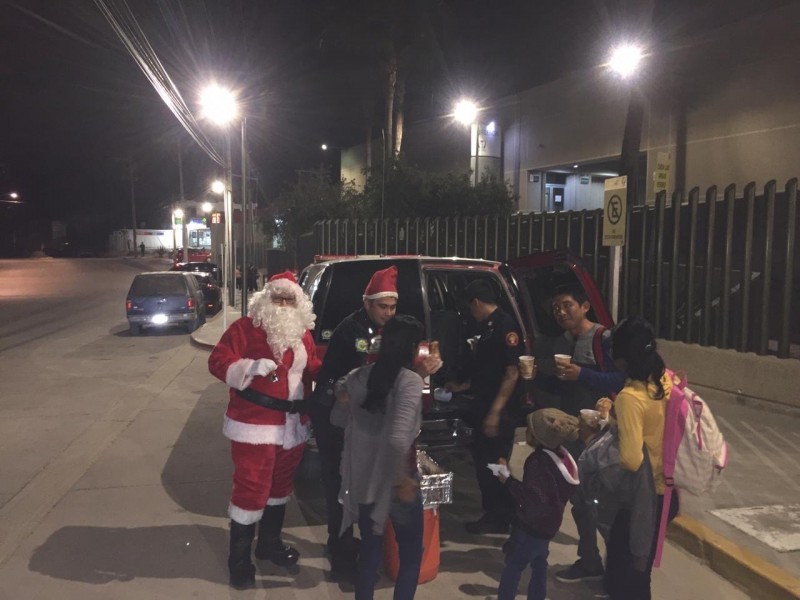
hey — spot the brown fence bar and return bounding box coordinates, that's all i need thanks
[669,191,683,340]
[759,180,776,354]
[654,191,666,336]
[780,178,797,358]
[740,183,755,352]
[702,186,717,346]
[720,184,736,348]
[686,188,699,342]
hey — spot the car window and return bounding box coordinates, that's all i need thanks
[313,260,425,341]
[129,275,188,296]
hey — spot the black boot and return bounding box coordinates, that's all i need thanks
[228,521,256,590]
[254,504,300,566]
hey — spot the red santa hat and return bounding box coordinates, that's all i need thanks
[363,266,398,300]
[266,270,302,299]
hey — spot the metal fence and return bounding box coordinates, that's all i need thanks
[313,178,798,359]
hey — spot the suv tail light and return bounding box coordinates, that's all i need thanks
[187,298,194,309]
[126,299,132,310]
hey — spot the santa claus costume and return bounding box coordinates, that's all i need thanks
[208,271,321,589]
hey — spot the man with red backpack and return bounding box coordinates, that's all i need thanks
[529,285,626,583]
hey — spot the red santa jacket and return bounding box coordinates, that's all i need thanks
[208,317,321,434]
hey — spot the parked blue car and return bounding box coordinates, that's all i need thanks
[125,272,206,336]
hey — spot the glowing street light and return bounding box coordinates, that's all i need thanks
[9,192,19,199]
[608,44,644,79]
[321,143,329,151]
[200,83,238,125]
[173,208,184,219]
[201,201,213,213]
[211,179,225,194]
[453,99,479,125]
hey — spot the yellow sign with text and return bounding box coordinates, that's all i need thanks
[603,176,627,246]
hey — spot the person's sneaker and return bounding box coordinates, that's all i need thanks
[464,513,510,535]
[555,559,605,582]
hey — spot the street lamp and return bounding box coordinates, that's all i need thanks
[453,99,479,126]
[200,83,238,315]
[211,179,225,195]
[608,44,644,79]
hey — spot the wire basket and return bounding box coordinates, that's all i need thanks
[417,450,453,508]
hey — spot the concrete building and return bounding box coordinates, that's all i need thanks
[341,3,800,211]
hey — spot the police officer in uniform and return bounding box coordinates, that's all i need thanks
[446,278,523,534]
[308,266,400,577]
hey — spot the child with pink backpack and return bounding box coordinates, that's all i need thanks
[604,317,679,599]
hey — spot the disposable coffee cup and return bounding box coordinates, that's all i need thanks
[554,354,572,367]
[519,355,535,379]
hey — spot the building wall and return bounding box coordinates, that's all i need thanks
[340,3,800,210]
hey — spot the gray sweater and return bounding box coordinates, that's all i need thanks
[331,365,424,535]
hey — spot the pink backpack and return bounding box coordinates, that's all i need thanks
[653,369,729,567]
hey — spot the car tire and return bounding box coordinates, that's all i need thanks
[130,324,142,336]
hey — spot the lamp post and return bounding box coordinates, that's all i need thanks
[605,42,645,323]
[453,99,481,185]
[200,83,238,313]
[608,43,645,204]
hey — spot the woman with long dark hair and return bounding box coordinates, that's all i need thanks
[331,315,426,600]
[605,316,679,599]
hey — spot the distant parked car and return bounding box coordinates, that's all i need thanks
[125,272,206,336]
[171,261,222,283]
[174,247,211,263]
[190,272,223,315]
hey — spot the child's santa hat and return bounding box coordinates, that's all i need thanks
[363,266,398,301]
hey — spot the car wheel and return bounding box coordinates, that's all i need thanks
[130,323,142,336]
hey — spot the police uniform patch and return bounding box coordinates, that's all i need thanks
[355,338,369,352]
[505,332,519,347]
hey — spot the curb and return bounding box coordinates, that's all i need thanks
[668,515,800,600]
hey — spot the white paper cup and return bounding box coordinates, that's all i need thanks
[554,354,572,367]
[519,355,535,379]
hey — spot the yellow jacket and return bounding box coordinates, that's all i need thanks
[615,373,672,494]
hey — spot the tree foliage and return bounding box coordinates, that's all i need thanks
[263,160,517,251]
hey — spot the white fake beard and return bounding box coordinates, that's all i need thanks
[258,304,308,359]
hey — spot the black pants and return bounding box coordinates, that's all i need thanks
[470,412,515,523]
[307,400,348,545]
[605,493,680,600]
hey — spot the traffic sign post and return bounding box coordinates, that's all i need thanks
[603,176,628,323]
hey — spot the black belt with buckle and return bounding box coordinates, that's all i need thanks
[237,388,307,414]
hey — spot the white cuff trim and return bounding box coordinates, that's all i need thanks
[267,496,290,506]
[229,503,263,525]
[226,359,255,391]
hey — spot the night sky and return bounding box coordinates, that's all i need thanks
[0,0,792,251]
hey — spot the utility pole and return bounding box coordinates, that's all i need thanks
[129,157,137,256]
[178,138,188,260]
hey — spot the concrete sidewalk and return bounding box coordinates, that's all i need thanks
[193,307,800,599]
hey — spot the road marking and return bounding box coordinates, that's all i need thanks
[0,348,196,566]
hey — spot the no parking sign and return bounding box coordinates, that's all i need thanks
[603,175,627,246]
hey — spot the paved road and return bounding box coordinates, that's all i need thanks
[0,258,752,599]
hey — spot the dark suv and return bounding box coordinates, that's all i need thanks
[299,252,611,449]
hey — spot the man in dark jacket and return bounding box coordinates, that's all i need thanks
[445,278,523,534]
[308,266,400,577]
